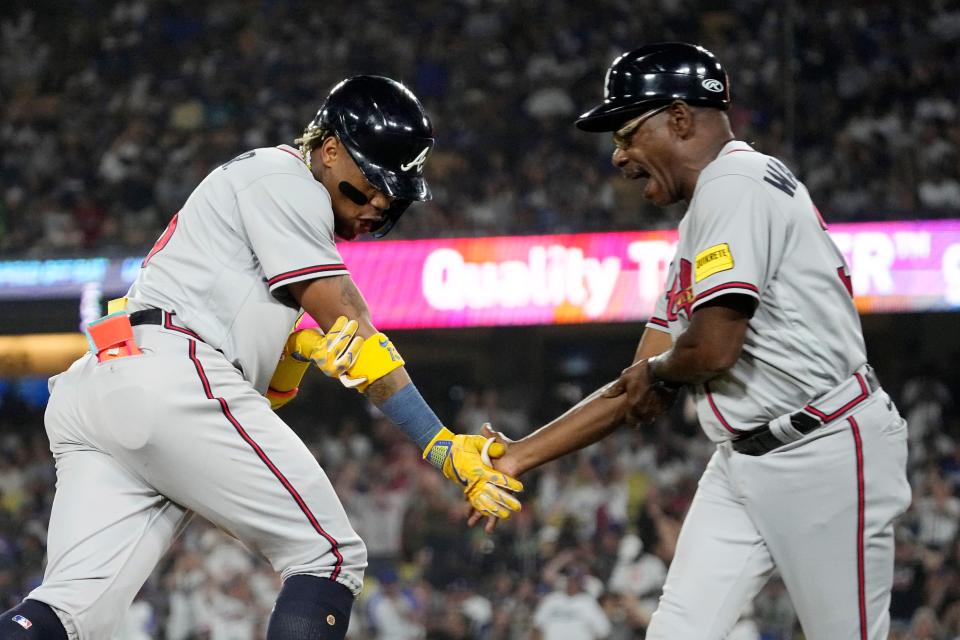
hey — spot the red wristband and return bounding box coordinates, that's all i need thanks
[267,386,299,399]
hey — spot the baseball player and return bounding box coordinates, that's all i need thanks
[0,75,521,640]
[479,43,911,639]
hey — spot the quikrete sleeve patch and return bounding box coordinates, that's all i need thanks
[695,243,735,282]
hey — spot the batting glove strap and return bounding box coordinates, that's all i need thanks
[338,332,405,392]
[423,427,524,520]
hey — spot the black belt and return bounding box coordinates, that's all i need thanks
[129,308,205,344]
[128,307,237,368]
[129,308,164,327]
[732,368,881,456]
[731,413,821,456]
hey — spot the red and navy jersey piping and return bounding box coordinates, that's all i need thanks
[186,340,344,580]
[267,264,348,288]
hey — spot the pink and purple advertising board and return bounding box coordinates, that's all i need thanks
[0,219,956,329]
[338,219,960,328]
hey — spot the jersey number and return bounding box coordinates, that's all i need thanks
[812,204,853,298]
[837,266,853,298]
[142,213,179,268]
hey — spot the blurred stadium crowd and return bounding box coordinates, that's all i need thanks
[1,1,959,256]
[0,366,958,639]
[2,0,960,639]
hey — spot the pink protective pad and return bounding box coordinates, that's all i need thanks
[294,313,320,332]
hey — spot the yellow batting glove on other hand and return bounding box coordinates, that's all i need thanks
[423,427,523,520]
[266,316,364,409]
[290,316,365,378]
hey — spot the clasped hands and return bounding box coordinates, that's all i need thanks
[466,358,681,531]
[601,357,681,426]
[285,316,525,530]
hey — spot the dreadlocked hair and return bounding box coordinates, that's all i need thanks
[294,124,330,171]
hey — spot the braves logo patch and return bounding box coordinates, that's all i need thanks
[666,259,694,321]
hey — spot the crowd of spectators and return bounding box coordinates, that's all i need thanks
[1,358,958,639]
[3,1,960,638]
[1,1,959,258]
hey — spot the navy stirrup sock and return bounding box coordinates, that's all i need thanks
[266,574,354,640]
[0,600,67,640]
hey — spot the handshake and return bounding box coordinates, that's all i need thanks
[268,315,523,531]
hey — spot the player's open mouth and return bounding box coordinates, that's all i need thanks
[358,218,380,233]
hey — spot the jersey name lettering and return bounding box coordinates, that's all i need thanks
[142,213,179,268]
[221,150,257,170]
[763,158,797,197]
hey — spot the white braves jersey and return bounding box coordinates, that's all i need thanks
[647,141,866,441]
[126,144,348,393]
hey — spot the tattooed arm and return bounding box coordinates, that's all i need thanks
[286,276,412,401]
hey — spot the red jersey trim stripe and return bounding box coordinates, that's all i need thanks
[648,317,669,328]
[186,340,344,580]
[704,381,742,435]
[268,264,348,287]
[694,281,760,303]
[162,311,202,341]
[848,416,867,640]
[276,146,305,163]
[804,373,869,422]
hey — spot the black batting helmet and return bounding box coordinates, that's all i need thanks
[309,75,434,237]
[575,42,730,132]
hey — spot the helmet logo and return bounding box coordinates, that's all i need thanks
[702,79,724,93]
[400,147,430,172]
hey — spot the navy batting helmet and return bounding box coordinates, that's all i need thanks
[575,42,730,132]
[309,75,434,237]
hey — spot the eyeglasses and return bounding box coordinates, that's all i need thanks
[612,103,673,150]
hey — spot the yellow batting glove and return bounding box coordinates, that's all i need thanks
[423,427,523,520]
[290,316,365,378]
[266,332,314,410]
[266,316,364,410]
